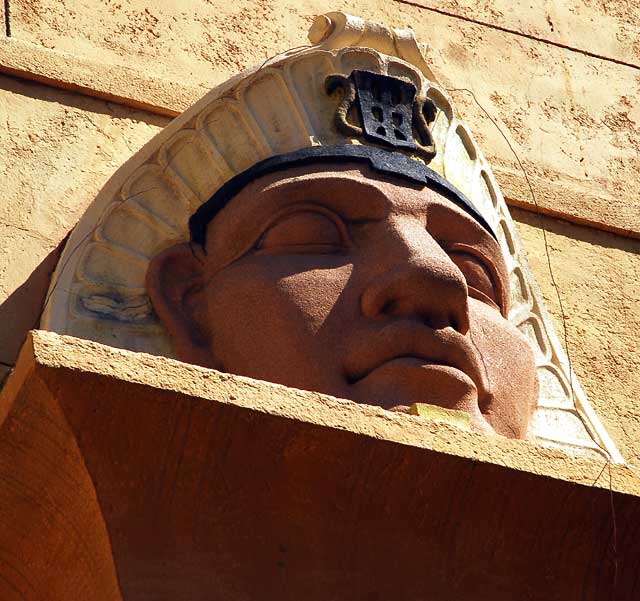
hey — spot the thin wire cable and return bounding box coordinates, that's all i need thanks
[447,87,574,390]
[445,87,611,450]
[447,86,619,598]
[254,45,312,74]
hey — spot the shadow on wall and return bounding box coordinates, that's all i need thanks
[0,238,66,370]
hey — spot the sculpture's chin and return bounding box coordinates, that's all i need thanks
[350,360,475,409]
[350,360,495,433]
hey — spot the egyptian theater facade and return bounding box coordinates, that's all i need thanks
[0,3,639,600]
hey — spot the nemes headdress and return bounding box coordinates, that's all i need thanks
[42,12,621,461]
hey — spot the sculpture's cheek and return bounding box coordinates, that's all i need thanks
[203,257,355,395]
[468,300,538,438]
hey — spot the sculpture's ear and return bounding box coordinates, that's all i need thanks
[146,243,215,367]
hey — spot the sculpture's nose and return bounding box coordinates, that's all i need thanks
[360,218,470,334]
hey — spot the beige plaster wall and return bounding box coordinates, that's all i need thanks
[0,1,638,467]
[0,76,169,367]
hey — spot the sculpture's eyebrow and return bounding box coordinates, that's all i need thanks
[254,172,393,219]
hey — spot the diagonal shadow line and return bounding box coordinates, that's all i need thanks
[393,0,640,71]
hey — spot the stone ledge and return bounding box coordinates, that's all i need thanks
[21,330,640,492]
[1,330,639,600]
[495,166,640,239]
[0,36,198,117]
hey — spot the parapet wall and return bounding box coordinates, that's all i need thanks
[0,330,638,600]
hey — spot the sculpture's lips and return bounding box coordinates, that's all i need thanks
[370,356,452,372]
[344,322,489,398]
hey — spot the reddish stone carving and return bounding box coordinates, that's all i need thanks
[147,164,538,438]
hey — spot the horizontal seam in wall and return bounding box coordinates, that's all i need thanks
[393,0,640,71]
[0,37,197,117]
[505,196,640,240]
[0,220,55,244]
[0,65,183,118]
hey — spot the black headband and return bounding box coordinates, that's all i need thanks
[189,144,496,247]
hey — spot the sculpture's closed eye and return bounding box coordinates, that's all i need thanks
[447,249,501,312]
[255,205,350,254]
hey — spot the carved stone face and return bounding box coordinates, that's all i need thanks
[147,163,538,438]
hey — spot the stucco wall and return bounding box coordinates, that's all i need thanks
[0,76,169,368]
[0,1,638,468]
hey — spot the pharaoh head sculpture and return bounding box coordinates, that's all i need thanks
[42,13,621,454]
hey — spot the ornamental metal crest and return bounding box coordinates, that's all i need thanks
[325,70,437,162]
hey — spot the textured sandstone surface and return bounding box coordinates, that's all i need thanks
[0,337,122,601]
[17,329,640,492]
[0,76,169,365]
[513,208,640,471]
[8,0,640,236]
